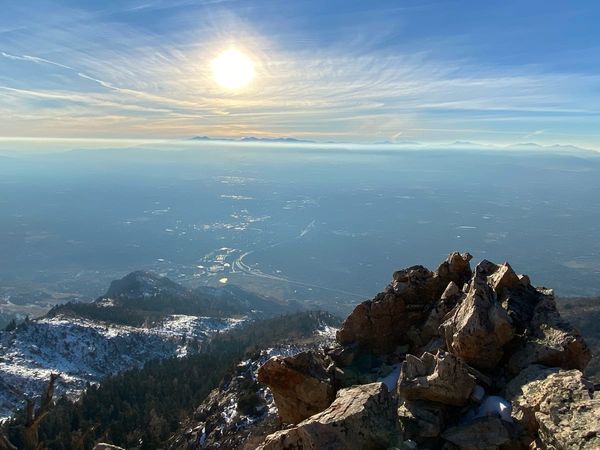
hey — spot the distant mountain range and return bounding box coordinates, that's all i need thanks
[188,135,597,154]
[191,136,314,144]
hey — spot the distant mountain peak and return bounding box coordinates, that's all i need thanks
[103,270,188,299]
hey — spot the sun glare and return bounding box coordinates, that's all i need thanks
[211,48,255,90]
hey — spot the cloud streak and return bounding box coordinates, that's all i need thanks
[0,1,599,148]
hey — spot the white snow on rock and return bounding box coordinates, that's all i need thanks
[379,363,401,391]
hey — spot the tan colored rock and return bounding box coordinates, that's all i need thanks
[508,326,591,375]
[257,382,396,450]
[441,416,513,450]
[337,252,472,354]
[398,350,476,406]
[537,396,600,450]
[336,293,409,354]
[441,261,515,370]
[257,351,334,424]
[488,262,521,292]
[505,367,599,449]
[504,364,561,434]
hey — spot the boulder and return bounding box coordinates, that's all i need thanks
[326,343,357,367]
[257,382,396,450]
[441,260,515,370]
[507,293,591,374]
[505,367,599,449]
[337,252,472,354]
[398,350,476,406]
[420,281,463,345]
[488,262,521,292]
[397,399,448,441]
[504,364,561,434]
[335,288,409,355]
[441,416,514,450]
[257,351,335,424]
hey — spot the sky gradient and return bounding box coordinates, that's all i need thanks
[1,0,599,148]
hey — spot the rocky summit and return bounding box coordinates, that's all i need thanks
[256,252,597,449]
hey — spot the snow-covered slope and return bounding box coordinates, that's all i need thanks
[0,270,298,420]
[0,314,244,419]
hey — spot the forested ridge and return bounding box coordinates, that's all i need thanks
[2,311,338,450]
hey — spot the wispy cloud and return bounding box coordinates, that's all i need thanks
[523,129,546,139]
[0,1,599,148]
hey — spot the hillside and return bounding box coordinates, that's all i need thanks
[49,271,296,327]
[1,311,339,450]
[0,271,299,420]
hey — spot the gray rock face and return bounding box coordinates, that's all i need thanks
[398,350,476,406]
[337,252,472,354]
[257,382,396,450]
[257,351,334,424]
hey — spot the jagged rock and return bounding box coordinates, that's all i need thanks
[441,416,514,450]
[398,350,476,406]
[335,291,408,355]
[441,260,515,370]
[505,366,599,449]
[488,262,521,292]
[257,351,334,424]
[257,382,396,450]
[504,365,562,434]
[248,254,594,450]
[420,281,463,345]
[507,293,591,374]
[326,343,357,367]
[337,252,472,354]
[93,444,125,450]
[398,399,448,441]
[333,365,378,388]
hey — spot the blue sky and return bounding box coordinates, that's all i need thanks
[1,0,599,148]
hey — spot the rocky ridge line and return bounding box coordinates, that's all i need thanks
[256,252,596,449]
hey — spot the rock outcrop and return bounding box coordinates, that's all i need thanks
[441,261,515,370]
[257,351,334,424]
[257,382,396,450]
[398,350,476,406]
[505,366,600,449]
[256,252,595,450]
[507,293,591,374]
[336,252,472,354]
[441,416,514,450]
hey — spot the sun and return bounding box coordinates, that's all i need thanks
[211,48,255,90]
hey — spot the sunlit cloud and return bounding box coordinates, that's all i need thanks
[0,1,599,148]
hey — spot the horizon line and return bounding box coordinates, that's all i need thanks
[0,136,598,153]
